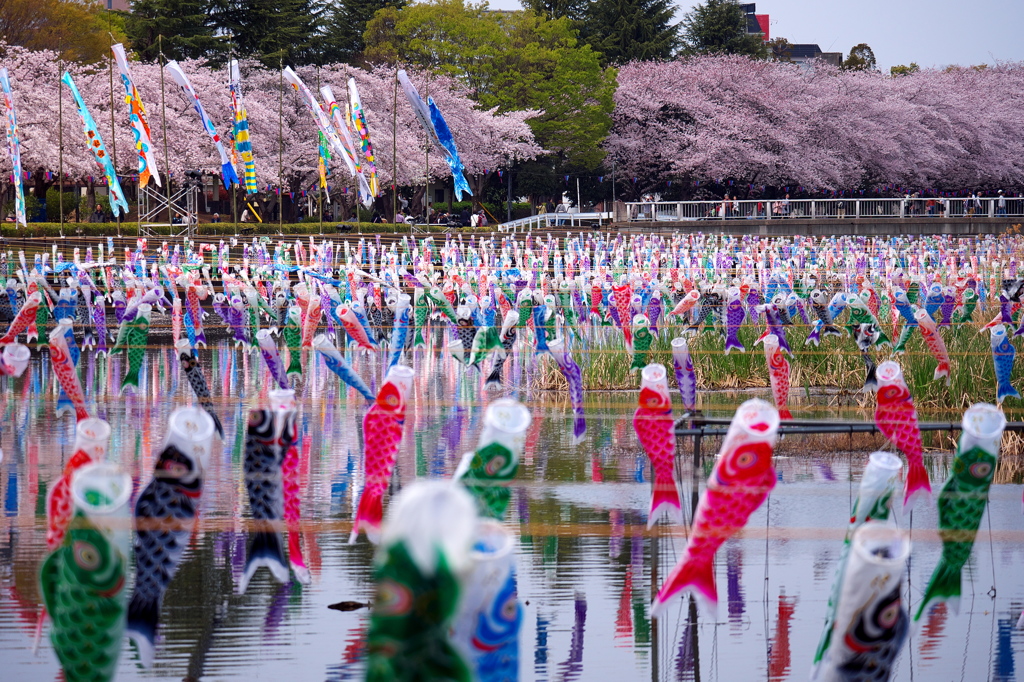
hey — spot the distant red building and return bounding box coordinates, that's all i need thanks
[739,3,770,42]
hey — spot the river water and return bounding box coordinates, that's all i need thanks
[1,343,1022,681]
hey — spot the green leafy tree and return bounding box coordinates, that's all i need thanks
[519,0,589,22]
[364,0,615,170]
[580,0,679,65]
[841,43,876,71]
[767,37,793,63]
[678,0,767,59]
[890,62,920,77]
[125,0,220,62]
[320,0,406,64]
[0,0,126,63]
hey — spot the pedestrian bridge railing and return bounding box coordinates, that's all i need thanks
[497,211,611,234]
[627,197,1024,222]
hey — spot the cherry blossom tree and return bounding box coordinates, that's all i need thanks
[0,46,542,219]
[607,55,1024,199]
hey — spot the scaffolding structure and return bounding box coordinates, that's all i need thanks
[138,184,200,238]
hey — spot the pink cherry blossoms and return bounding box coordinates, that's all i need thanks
[0,47,542,196]
[608,55,1024,197]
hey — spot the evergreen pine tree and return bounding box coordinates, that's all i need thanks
[217,0,325,67]
[678,0,767,59]
[581,0,679,65]
[125,0,221,62]
[320,0,407,65]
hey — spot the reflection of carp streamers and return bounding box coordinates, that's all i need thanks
[916,403,1004,619]
[313,333,375,400]
[549,338,586,443]
[0,68,27,226]
[62,72,130,216]
[40,463,132,682]
[633,364,681,527]
[816,523,910,682]
[48,319,89,421]
[164,61,240,189]
[812,451,902,672]
[175,339,223,438]
[228,59,257,194]
[351,365,414,544]
[652,399,779,615]
[427,96,472,201]
[240,408,290,593]
[112,44,160,188]
[127,409,214,666]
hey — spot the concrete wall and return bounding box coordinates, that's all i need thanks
[615,216,1021,237]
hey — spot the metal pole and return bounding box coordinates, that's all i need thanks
[316,65,323,236]
[58,45,64,236]
[392,68,398,225]
[108,24,119,231]
[159,36,172,227]
[278,56,283,233]
[506,161,511,223]
[424,77,430,226]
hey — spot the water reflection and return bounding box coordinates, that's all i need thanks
[0,345,1021,680]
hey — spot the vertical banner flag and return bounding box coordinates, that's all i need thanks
[320,84,372,202]
[164,60,240,189]
[111,44,161,188]
[0,68,26,226]
[282,67,372,208]
[62,71,130,217]
[428,97,471,201]
[347,78,379,198]
[229,60,258,195]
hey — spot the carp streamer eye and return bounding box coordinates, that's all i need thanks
[736,451,757,468]
[969,461,992,479]
[73,541,101,571]
[375,580,413,616]
[485,455,506,476]
[876,601,901,630]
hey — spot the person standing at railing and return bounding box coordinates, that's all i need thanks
[781,194,790,218]
[997,190,1007,216]
[721,194,730,219]
[732,195,739,218]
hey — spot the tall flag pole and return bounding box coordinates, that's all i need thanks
[111,44,161,188]
[62,71,130,217]
[0,68,27,227]
[164,60,240,189]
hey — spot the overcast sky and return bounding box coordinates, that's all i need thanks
[486,0,1024,70]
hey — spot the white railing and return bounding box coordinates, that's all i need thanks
[625,197,1024,222]
[498,211,610,234]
